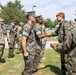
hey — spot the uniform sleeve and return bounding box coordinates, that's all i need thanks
[54,32,72,52]
[51,29,58,36]
[64,22,70,36]
[35,25,42,35]
[22,24,31,37]
[7,26,17,33]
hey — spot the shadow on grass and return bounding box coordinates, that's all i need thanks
[0,58,6,63]
[38,65,62,75]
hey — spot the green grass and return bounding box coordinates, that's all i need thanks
[0,49,61,75]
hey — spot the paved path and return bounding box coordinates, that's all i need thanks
[4,38,58,49]
[45,41,58,49]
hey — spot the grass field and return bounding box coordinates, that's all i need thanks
[0,49,61,75]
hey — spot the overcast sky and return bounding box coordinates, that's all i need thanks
[0,0,76,21]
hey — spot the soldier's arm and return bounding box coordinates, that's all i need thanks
[54,34,72,53]
[35,25,51,39]
[51,27,59,37]
[22,25,31,57]
[22,35,28,57]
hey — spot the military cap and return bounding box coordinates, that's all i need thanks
[10,20,15,24]
[26,11,36,17]
[69,20,74,24]
[56,12,65,19]
[56,12,65,17]
[36,15,43,20]
[0,18,4,22]
[43,19,47,23]
[19,22,24,25]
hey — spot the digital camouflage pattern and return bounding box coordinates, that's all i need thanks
[16,25,23,54]
[22,23,37,75]
[7,25,16,58]
[0,25,5,59]
[51,20,70,75]
[53,26,76,75]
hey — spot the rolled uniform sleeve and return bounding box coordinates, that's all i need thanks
[22,24,31,37]
[35,24,42,35]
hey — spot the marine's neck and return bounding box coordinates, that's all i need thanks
[28,20,32,26]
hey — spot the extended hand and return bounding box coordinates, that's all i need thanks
[46,34,51,37]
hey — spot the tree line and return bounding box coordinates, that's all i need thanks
[0,0,58,28]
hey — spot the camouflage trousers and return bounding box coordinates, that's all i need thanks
[34,49,41,71]
[61,54,67,75]
[0,44,5,59]
[8,38,15,58]
[40,45,46,58]
[65,57,76,75]
[17,38,22,54]
[23,49,37,75]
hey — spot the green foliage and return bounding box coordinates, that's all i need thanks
[46,18,59,28]
[46,18,53,28]
[0,0,27,24]
[52,20,59,27]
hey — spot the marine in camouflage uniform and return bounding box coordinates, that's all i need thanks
[34,16,51,71]
[7,21,16,58]
[22,11,37,75]
[0,18,5,61]
[51,12,70,75]
[14,25,19,49]
[53,25,76,75]
[41,19,47,57]
[16,22,24,54]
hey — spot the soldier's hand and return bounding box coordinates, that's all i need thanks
[24,52,29,57]
[46,34,51,37]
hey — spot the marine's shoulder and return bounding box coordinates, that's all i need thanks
[23,23,31,29]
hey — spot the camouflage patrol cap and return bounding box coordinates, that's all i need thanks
[43,19,47,23]
[36,15,43,20]
[26,11,36,18]
[0,18,4,22]
[19,22,24,25]
[10,20,15,24]
[69,20,74,23]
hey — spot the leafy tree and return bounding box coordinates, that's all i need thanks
[46,18,53,28]
[52,20,59,27]
[0,0,27,24]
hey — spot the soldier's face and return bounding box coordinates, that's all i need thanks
[57,16,62,22]
[29,16,35,23]
[0,21,4,25]
[11,23,15,26]
[38,19,43,25]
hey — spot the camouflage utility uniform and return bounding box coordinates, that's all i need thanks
[22,23,37,75]
[17,25,23,54]
[54,26,76,75]
[7,25,16,58]
[51,20,70,75]
[34,23,43,69]
[0,25,5,60]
